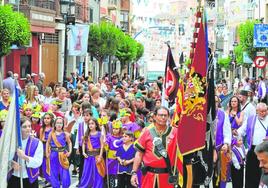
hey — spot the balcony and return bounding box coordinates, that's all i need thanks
[28,0,56,11]
[108,0,117,11]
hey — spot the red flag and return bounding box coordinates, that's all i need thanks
[177,15,207,155]
[164,46,180,101]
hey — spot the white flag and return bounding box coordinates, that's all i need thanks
[0,90,18,187]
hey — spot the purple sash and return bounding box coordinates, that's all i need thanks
[258,82,263,99]
[232,146,246,164]
[246,115,257,150]
[215,109,225,151]
[25,137,40,183]
[78,122,84,147]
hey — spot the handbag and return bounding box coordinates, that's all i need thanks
[192,155,207,185]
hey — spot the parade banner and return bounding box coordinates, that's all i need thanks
[0,86,21,187]
[164,46,179,101]
[69,24,89,56]
[177,13,208,155]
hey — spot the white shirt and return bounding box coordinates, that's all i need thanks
[223,112,232,145]
[238,115,268,145]
[74,121,88,149]
[252,117,268,145]
[241,101,256,121]
[71,117,83,135]
[43,96,53,105]
[13,137,43,178]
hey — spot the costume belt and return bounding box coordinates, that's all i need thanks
[86,149,100,156]
[51,146,66,152]
[144,166,169,174]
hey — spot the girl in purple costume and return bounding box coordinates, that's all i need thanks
[228,96,245,188]
[80,118,104,188]
[116,131,136,188]
[46,117,72,188]
[106,120,123,187]
[39,112,54,184]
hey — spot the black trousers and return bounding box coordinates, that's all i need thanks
[78,146,84,182]
[231,164,244,188]
[245,146,261,188]
[8,175,38,188]
[118,174,135,188]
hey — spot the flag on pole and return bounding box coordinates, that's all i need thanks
[164,46,180,102]
[0,86,21,187]
[176,11,208,155]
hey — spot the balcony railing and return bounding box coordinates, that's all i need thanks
[108,0,117,10]
[28,0,56,11]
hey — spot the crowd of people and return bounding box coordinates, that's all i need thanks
[1,70,268,188]
[211,76,268,188]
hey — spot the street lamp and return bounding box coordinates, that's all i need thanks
[60,0,75,87]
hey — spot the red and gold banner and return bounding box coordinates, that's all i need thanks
[176,12,207,155]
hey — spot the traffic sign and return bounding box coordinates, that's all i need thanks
[254,56,267,69]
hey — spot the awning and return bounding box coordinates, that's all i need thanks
[31,25,55,34]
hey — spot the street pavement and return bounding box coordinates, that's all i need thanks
[39,166,234,188]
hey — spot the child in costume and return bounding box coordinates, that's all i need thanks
[50,99,64,118]
[105,120,123,187]
[0,109,8,137]
[39,112,54,186]
[23,104,34,119]
[7,117,43,188]
[80,118,105,188]
[120,108,142,139]
[74,108,92,185]
[31,112,41,138]
[116,131,136,188]
[46,117,72,188]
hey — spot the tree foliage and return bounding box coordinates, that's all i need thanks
[135,42,144,62]
[234,44,243,65]
[0,5,30,57]
[218,56,231,69]
[88,21,143,76]
[88,21,122,75]
[115,33,137,70]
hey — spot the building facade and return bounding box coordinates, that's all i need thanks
[3,0,99,87]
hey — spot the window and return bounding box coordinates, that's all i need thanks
[20,55,31,78]
[90,8,93,23]
[120,11,128,22]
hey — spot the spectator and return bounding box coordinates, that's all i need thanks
[36,73,45,95]
[3,71,15,95]
[25,74,34,85]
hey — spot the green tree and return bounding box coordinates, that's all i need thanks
[135,42,144,62]
[0,5,30,57]
[115,34,137,73]
[234,44,243,65]
[237,20,268,60]
[218,56,231,69]
[88,21,122,76]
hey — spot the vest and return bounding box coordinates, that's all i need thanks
[25,137,40,183]
[78,122,85,147]
[215,109,225,151]
[246,115,257,150]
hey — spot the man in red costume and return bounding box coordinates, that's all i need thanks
[131,106,180,188]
